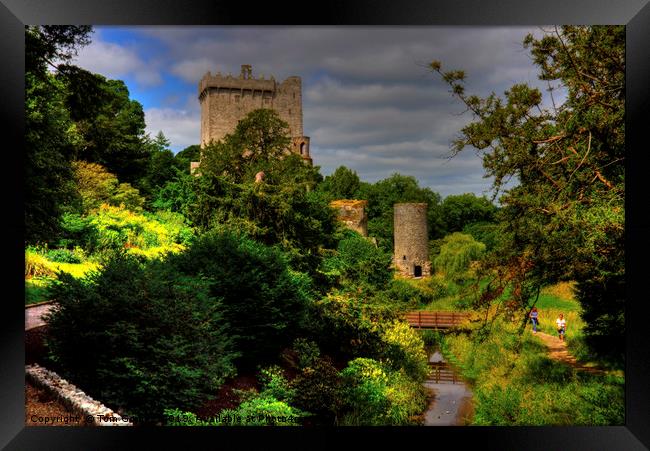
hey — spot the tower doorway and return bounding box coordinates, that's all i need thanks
[414,265,422,277]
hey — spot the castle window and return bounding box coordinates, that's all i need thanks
[300,142,305,155]
[289,109,292,115]
[414,265,422,277]
[403,255,406,260]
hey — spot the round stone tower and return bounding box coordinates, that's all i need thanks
[394,203,430,278]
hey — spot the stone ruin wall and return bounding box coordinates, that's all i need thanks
[330,200,368,237]
[393,203,431,277]
[198,65,311,163]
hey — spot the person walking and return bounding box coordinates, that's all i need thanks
[556,313,567,341]
[529,307,539,334]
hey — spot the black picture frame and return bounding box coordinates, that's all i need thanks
[2,1,649,449]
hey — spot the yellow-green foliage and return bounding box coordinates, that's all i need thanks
[381,320,429,380]
[26,248,98,279]
[443,318,624,425]
[90,204,192,258]
[534,282,583,336]
[25,250,56,278]
[339,357,427,425]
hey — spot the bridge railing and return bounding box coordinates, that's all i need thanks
[404,311,469,329]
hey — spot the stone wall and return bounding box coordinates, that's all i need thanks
[199,65,310,163]
[393,203,431,277]
[26,364,132,426]
[330,199,368,237]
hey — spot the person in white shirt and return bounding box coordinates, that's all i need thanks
[556,313,567,341]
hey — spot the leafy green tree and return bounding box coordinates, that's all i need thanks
[61,70,150,185]
[165,230,313,367]
[45,253,237,419]
[138,131,178,202]
[71,160,144,212]
[440,193,498,234]
[357,174,445,251]
[434,232,486,281]
[431,26,624,359]
[173,144,201,173]
[322,230,394,290]
[319,166,361,200]
[25,26,93,244]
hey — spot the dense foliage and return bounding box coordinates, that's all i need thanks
[45,254,238,420]
[163,230,313,366]
[431,25,625,360]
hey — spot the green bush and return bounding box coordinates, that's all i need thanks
[258,365,296,403]
[338,357,426,425]
[323,231,393,289]
[292,338,321,370]
[380,320,429,381]
[385,279,434,307]
[290,356,342,424]
[45,248,82,263]
[434,232,486,281]
[45,253,238,419]
[217,394,308,426]
[307,293,386,361]
[165,229,312,366]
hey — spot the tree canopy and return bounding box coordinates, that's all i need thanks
[431,25,624,359]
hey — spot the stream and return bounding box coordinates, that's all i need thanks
[422,348,473,426]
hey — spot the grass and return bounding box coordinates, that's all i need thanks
[442,317,624,425]
[25,277,53,305]
[25,249,101,305]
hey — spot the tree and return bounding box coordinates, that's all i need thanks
[61,70,150,185]
[201,108,292,183]
[71,161,145,212]
[434,232,486,282]
[319,166,361,200]
[165,230,313,367]
[25,26,93,244]
[440,193,497,234]
[173,144,201,174]
[356,174,445,251]
[138,131,178,202]
[431,26,624,360]
[45,253,237,419]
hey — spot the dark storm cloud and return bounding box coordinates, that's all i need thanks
[73,26,554,198]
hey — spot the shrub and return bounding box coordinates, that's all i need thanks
[428,275,449,298]
[45,253,238,419]
[385,279,433,307]
[258,366,296,403]
[324,231,393,289]
[290,356,343,424]
[292,338,321,370]
[380,320,429,381]
[25,249,56,278]
[338,357,427,426]
[307,293,386,361]
[87,204,193,258]
[217,394,308,426]
[165,229,312,366]
[45,248,82,264]
[434,232,486,281]
[339,358,391,425]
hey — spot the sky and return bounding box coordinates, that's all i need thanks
[69,26,566,199]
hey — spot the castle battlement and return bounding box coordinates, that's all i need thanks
[198,64,311,164]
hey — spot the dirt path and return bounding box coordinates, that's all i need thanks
[25,302,56,330]
[535,331,605,375]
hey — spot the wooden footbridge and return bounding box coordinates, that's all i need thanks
[404,310,470,330]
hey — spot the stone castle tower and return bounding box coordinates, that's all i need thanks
[394,203,431,278]
[198,64,311,163]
